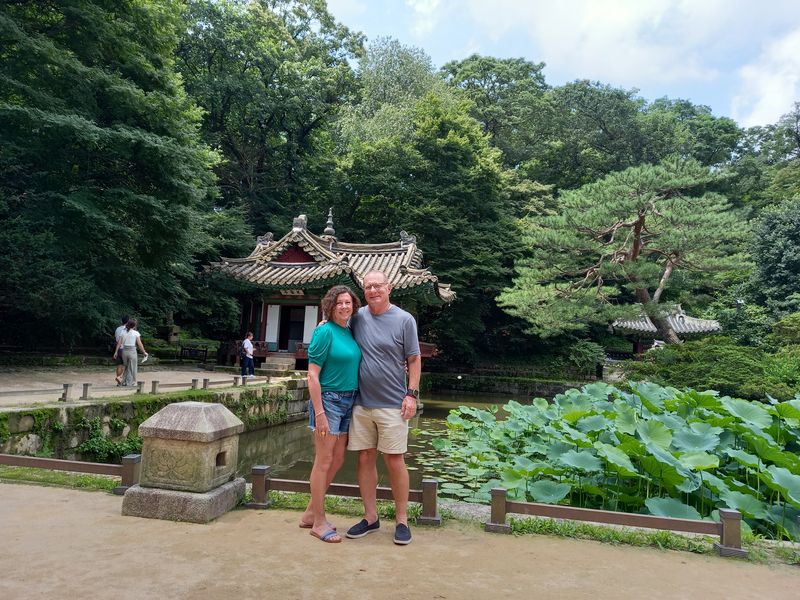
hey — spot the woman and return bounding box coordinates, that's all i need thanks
[113,319,148,387]
[300,285,362,543]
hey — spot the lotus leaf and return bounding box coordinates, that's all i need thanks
[775,399,800,421]
[636,420,673,448]
[672,427,720,452]
[576,414,611,433]
[558,449,603,473]
[594,441,638,476]
[679,451,719,471]
[630,381,671,412]
[529,479,572,504]
[613,403,638,435]
[764,466,800,507]
[765,504,800,539]
[645,497,703,520]
[723,447,759,468]
[720,491,767,519]
[700,472,730,495]
[720,397,772,429]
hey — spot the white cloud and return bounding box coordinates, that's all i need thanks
[732,28,800,127]
[462,0,729,85]
[405,0,442,37]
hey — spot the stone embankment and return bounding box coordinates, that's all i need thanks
[0,375,309,459]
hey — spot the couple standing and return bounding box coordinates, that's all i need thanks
[301,270,420,545]
[113,317,148,387]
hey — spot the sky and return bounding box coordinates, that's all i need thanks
[326,0,800,127]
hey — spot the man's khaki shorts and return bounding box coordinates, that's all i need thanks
[347,405,408,454]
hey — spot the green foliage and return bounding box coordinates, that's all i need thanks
[439,382,800,540]
[623,337,799,400]
[500,158,749,342]
[176,0,363,230]
[751,200,800,317]
[77,417,142,463]
[770,313,800,346]
[0,0,219,345]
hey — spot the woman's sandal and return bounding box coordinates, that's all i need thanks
[310,529,341,543]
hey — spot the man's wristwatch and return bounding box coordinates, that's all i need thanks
[405,388,419,399]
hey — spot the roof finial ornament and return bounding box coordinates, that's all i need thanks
[400,230,417,246]
[292,214,307,231]
[257,232,274,245]
[323,207,336,236]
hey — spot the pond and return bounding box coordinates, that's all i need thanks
[236,391,527,490]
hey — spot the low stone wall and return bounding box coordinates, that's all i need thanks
[0,379,309,460]
[422,373,584,398]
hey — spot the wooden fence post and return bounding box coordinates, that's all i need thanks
[81,383,92,400]
[191,378,199,390]
[233,376,240,386]
[150,380,160,394]
[714,509,748,558]
[246,465,271,509]
[61,383,73,402]
[417,479,442,526]
[202,378,210,390]
[484,487,511,533]
[136,381,145,394]
[114,454,142,495]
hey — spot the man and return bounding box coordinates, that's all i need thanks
[241,331,255,379]
[346,269,421,545]
[113,315,129,385]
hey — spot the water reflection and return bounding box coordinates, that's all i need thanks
[236,392,526,488]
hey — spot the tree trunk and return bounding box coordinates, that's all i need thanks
[650,314,682,345]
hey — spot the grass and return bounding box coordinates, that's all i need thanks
[0,465,117,492]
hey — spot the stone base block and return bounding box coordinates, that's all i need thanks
[122,478,245,524]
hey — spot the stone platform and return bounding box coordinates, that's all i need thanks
[121,478,245,524]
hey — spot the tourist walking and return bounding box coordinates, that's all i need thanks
[300,285,362,543]
[113,319,148,387]
[240,332,255,379]
[113,315,129,385]
[345,270,420,545]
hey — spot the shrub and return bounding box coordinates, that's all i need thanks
[622,337,798,401]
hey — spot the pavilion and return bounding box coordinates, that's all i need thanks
[208,211,455,367]
[611,305,721,354]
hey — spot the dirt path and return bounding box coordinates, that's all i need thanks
[1,483,797,599]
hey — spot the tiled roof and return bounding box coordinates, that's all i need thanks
[208,214,455,302]
[612,306,721,336]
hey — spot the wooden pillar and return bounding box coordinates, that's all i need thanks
[484,487,511,533]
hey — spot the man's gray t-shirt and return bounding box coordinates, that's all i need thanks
[351,305,420,409]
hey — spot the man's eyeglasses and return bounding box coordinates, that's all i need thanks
[364,283,388,291]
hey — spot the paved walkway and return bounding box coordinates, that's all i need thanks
[0,366,283,408]
[1,483,798,599]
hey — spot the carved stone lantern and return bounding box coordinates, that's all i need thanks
[122,402,245,523]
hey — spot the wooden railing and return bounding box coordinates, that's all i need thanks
[246,465,442,526]
[484,487,747,558]
[0,453,141,495]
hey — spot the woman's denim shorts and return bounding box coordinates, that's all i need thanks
[308,390,359,435]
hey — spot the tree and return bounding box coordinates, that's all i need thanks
[175,0,363,232]
[500,159,749,343]
[751,200,800,317]
[440,54,548,168]
[0,0,218,344]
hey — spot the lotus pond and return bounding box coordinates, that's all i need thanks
[436,382,800,541]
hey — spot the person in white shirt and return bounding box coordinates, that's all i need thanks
[241,332,255,378]
[113,319,148,387]
[113,315,129,385]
